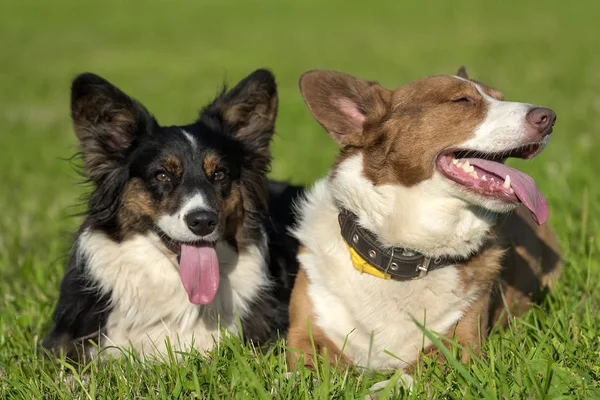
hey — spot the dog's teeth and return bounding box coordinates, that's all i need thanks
[470,171,479,179]
[455,161,463,168]
[503,175,511,189]
[460,160,474,173]
[481,175,487,181]
[452,158,459,165]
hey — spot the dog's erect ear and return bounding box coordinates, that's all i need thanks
[202,69,278,159]
[298,70,390,147]
[456,66,469,79]
[71,73,153,182]
[201,69,278,216]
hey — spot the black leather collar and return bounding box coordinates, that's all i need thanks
[338,209,466,280]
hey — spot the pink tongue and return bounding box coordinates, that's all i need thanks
[465,158,549,225]
[179,244,220,305]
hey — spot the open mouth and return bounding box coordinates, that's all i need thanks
[154,226,220,305]
[436,143,548,225]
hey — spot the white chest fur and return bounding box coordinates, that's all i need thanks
[78,229,268,358]
[293,159,491,369]
[300,242,474,369]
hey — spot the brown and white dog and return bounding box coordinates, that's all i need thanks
[286,67,561,392]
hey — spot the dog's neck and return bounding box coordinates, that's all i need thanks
[326,154,498,259]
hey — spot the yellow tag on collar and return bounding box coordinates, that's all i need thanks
[346,244,391,280]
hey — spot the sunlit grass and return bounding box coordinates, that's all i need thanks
[1,0,599,397]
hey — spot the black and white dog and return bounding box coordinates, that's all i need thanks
[43,69,301,361]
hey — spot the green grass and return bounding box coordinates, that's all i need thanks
[1,0,599,398]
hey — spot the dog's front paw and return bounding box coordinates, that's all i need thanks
[365,373,413,399]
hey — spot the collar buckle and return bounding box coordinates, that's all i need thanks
[415,257,432,279]
[338,208,461,281]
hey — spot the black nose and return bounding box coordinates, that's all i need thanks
[526,107,556,136]
[185,210,217,236]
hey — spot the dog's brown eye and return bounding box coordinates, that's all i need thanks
[213,170,226,181]
[155,172,171,182]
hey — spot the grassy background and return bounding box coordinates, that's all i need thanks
[1,0,599,398]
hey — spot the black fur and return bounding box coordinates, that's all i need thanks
[43,70,302,359]
[239,181,304,343]
[70,73,155,239]
[42,242,112,362]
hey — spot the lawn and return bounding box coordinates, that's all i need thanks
[1,0,599,398]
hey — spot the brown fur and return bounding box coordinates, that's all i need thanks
[202,153,221,177]
[71,77,151,185]
[288,211,561,371]
[118,178,157,235]
[224,182,245,241]
[364,77,505,186]
[116,149,250,245]
[164,155,183,178]
[410,293,494,372]
[287,265,351,370]
[200,71,277,250]
[300,69,505,187]
[199,151,246,241]
[219,77,278,164]
[118,176,247,248]
[117,178,183,238]
[289,67,561,375]
[457,66,469,79]
[410,207,562,371]
[448,244,505,360]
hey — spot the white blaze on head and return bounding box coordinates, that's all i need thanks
[458,83,534,153]
[182,129,197,151]
[156,193,212,242]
